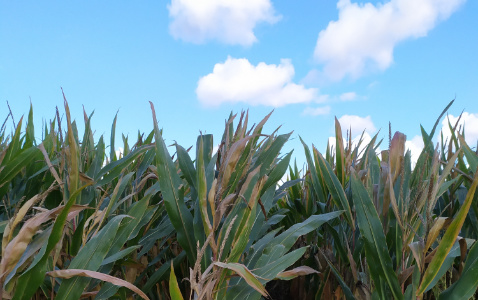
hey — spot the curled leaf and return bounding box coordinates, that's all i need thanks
[214,262,269,298]
[276,266,319,281]
[46,269,149,300]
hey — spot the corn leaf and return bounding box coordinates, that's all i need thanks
[417,170,478,295]
[315,150,354,227]
[150,102,196,263]
[322,251,356,300]
[439,241,478,300]
[55,215,125,300]
[275,266,319,280]
[214,262,269,298]
[47,269,149,300]
[351,172,403,300]
[169,261,184,300]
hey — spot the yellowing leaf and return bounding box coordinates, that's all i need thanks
[169,262,184,300]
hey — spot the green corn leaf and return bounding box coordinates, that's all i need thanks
[2,116,23,165]
[138,217,174,257]
[0,147,42,192]
[176,144,197,192]
[142,251,186,293]
[197,133,213,169]
[227,247,307,300]
[245,227,283,268]
[101,172,134,222]
[260,151,293,199]
[439,241,478,300]
[255,210,343,268]
[85,136,105,179]
[429,99,454,140]
[322,251,356,300]
[150,102,196,263]
[110,112,118,162]
[315,150,354,227]
[425,240,473,293]
[197,135,212,236]
[300,137,326,203]
[418,170,478,295]
[102,195,151,262]
[95,144,152,186]
[350,172,403,300]
[24,104,35,147]
[215,262,269,298]
[458,134,478,172]
[335,117,346,186]
[101,245,141,266]
[55,216,125,300]
[252,132,291,177]
[93,195,151,296]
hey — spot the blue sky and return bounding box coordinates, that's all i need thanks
[1,0,477,166]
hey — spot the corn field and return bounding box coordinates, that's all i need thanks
[1,96,478,300]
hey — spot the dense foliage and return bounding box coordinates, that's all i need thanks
[0,98,477,299]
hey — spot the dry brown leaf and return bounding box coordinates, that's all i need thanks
[46,269,149,300]
[0,204,90,282]
[39,143,63,186]
[0,209,54,280]
[276,266,320,280]
[2,183,57,255]
[425,217,452,251]
[2,194,41,255]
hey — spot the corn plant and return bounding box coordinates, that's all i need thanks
[1,97,477,300]
[149,105,342,299]
[275,100,478,299]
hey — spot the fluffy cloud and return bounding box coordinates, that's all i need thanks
[302,106,331,116]
[314,0,465,81]
[339,92,357,101]
[337,115,376,135]
[440,112,478,147]
[168,0,280,46]
[196,57,318,107]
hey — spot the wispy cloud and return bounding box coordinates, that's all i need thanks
[314,0,465,81]
[302,106,331,116]
[168,0,280,46]
[196,57,318,107]
[338,115,376,135]
[339,92,357,101]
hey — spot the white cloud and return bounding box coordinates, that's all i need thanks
[314,0,465,81]
[339,92,357,101]
[168,0,280,46]
[440,112,478,148]
[405,135,424,166]
[316,94,330,103]
[302,106,331,116]
[196,57,318,107]
[338,115,376,135]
